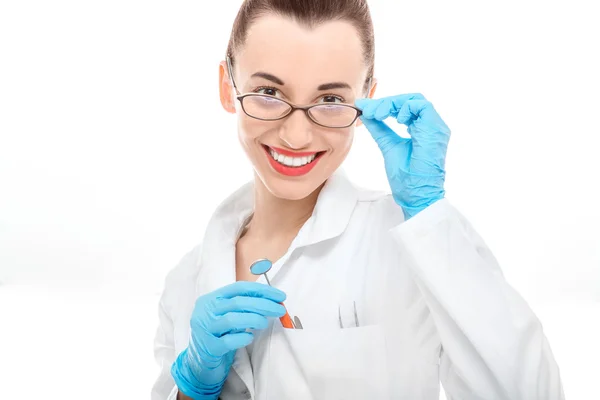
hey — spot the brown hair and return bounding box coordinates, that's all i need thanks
[226,0,375,90]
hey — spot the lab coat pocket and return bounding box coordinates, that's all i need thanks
[255,323,391,400]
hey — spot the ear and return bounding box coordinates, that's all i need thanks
[219,60,236,114]
[356,77,378,127]
[367,77,378,99]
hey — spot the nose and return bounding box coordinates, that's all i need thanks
[278,109,313,150]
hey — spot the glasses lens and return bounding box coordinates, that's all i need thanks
[242,95,291,120]
[308,104,358,128]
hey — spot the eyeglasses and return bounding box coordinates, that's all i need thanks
[226,57,363,129]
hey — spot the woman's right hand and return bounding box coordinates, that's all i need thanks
[171,281,287,399]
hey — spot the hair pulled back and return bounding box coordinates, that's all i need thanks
[226,0,375,86]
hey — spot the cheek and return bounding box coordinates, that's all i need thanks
[315,129,354,176]
[237,115,272,151]
[329,129,354,157]
[238,115,263,140]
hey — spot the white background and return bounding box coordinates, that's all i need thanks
[1,0,598,398]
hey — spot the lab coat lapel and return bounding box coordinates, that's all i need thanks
[195,181,256,397]
[195,181,254,295]
[290,168,359,248]
[260,169,360,283]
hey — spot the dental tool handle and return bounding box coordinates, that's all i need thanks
[279,303,295,329]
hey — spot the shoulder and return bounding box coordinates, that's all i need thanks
[353,185,406,230]
[159,242,204,313]
[164,243,203,286]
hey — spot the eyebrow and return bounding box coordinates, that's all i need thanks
[317,82,352,91]
[250,71,352,91]
[251,72,284,85]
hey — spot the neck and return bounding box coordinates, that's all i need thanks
[246,174,323,241]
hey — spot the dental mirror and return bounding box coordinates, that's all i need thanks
[250,258,273,285]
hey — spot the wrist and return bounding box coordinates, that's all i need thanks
[171,349,226,400]
[397,195,444,220]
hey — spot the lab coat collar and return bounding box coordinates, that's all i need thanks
[293,168,359,248]
[195,168,358,294]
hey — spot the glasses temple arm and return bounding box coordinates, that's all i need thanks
[226,56,241,95]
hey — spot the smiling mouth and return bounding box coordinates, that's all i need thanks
[263,145,325,168]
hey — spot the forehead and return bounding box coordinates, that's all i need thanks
[236,15,366,90]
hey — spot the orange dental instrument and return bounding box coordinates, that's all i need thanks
[249,258,296,329]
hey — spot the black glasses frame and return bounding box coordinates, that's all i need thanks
[226,56,363,129]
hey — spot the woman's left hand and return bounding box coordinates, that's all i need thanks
[355,94,451,220]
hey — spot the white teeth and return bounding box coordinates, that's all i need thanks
[267,147,319,167]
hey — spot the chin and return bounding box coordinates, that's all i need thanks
[258,171,327,201]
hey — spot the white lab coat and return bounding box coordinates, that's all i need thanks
[151,170,564,400]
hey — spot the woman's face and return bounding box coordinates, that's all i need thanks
[219,15,375,200]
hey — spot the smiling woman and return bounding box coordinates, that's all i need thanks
[219,9,376,201]
[151,1,565,400]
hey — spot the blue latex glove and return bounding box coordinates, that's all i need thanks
[171,281,287,399]
[355,94,451,220]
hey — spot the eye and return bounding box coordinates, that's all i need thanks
[255,86,280,97]
[319,95,345,104]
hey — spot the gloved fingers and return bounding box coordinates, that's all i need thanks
[413,101,451,137]
[213,281,286,303]
[396,99,449,132]
[360,117,410,156]
[390,93,427,111]
[213,295,287,318]
[374,98,397,120]
[355,94,426,121]
[401,102,450,170]
[396,99,428,124]
[211,312,269,336]
[375,95,426,121]
[355,98,384,119]
[220,331,254,352]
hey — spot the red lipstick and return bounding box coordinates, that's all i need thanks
[263,145,324,177]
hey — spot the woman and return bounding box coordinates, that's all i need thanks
[152,1,564,399]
